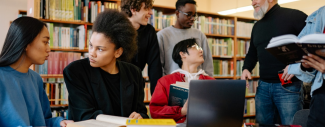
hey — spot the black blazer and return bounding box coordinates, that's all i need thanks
[63,58,148,121]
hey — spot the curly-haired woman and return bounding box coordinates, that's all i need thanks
[63,10,148,121]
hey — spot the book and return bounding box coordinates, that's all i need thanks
[168,82,189,107]
[66,114,176,127]
[266,34,325,65]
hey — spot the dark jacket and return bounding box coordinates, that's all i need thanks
[63,58,148,121]
[131,24,162,95]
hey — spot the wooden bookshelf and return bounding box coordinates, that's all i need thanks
[213,76,234,79]
[50,104,69,108]
[212,55,233,59]
[245,95,256,98]
[237,37,251,40]
[41,75,64,78]
[244,115,256,118]
[50,48,89,52]
[144,101,150,103]
[235,76,260,79]
[205,34,234,38]
[39,19,88,25]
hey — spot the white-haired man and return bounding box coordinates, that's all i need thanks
[241,0,307,125]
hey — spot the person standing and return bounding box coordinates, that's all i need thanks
[121,0,162,94]
[157,0,214,76]
[241,0,307,125]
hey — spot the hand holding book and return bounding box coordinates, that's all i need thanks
[301,54,325,73]
[181,99,188,115]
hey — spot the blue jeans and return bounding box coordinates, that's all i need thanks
[255,80,303,125]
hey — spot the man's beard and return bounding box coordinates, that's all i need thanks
[253,1,269,19]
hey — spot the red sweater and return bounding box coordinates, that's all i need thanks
[149,72,215,123]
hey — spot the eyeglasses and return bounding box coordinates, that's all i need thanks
[178,10,197,20]
[191,44,203,51]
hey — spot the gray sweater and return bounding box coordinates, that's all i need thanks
[157,26,214,76]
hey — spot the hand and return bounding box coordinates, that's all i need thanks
[60,120,74,127]
[181,99,188,115]
[301,55,312,69]
[301,54,325,73]
[129,112,143,119]
[241,69,252,80]
[282,65,294,81]
[241,69,252,88]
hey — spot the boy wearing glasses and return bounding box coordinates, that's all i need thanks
[149,38,215,123]
[157,0,213,76]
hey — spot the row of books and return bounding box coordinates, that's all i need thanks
[149,9,235,36]
[28,0,118,22]
[243,118,256,124]
[192,16,235,36]
[236,39,250,57]
[244,98,256,116]
[246,80,258,96]
[52,109,68,119]
[208,38,234,57]
[148,9,176,30]
[236,60,260,76]
[213,60,234,76]
[237,21,255,37]
[35,52,83,76]
[46,23,88,50]
[44,82,69,105]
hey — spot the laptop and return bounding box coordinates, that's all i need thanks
[186,80,246,127]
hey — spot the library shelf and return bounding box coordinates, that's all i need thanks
[245,95,256,98]
[237,36,251,40]
[41,75,64,78]
[236,56,246,59]
[50,104,69,108]
[213,76,234,79]
[235,76,260,79]
[39,19,88,25]
[50,48,89,52]
[212,55,233,59]
[205,33,234,38]
[244,115,256,118]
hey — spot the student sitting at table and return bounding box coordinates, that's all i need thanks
[0,17,73,127]
[149,38,215,123]
[63,10,148,121]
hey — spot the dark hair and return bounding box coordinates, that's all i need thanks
[172,38,197,68]
[0,17,47,66]
[121,0,153,17]
[92,10,137,62]
[176,0,197,10]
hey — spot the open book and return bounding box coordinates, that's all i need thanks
[266,34,325,65]
[67,114,176,127]
[168,82,189,106]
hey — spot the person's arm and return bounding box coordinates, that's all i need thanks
[149,79,184,121]
[146,27,163,95]
[63,65,103,121]
[242,33,258,72]
[201,34,214,76]
[288,63,316,83]
[38,78,64,126]
[136,69,149,118]
[157,31,166,75]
